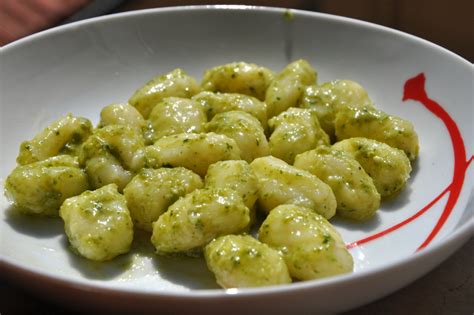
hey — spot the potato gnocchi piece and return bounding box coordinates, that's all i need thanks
[123,167,203,232]
[205,160,259,215]
[145,132,241,177]
[205,111,269,162]
[268,107,329,164]
[201,62,274,101]
[299,80,373,138]
[98,103,146,130]
[335,106,419,161]
[147,97,207,142]
[192,91,268,131]
[5,155,89,216]
[294,147,380,220]
[259,204,353,280]
[59,184,133,261]
[80,125,146,191]
[151,187,250,255]
[17,114,92,165]
[333,137,411,198]
[265,59,317,118]
[205,234,291,288]
[129,68,200,119]
[250,156,336,219]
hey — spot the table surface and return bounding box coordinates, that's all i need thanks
[2,237,472,314]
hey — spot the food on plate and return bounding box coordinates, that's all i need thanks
[151,187,250,255]
[299,80,373,138]
[268,107,329,164]
[265,59,317,118]
[294,146,380,220]
[79,124,145,191]
[201,62,273,101]
[59,184,133,261]
[17,114,92,165]
[5,58,419,288]
[205,110,269,162]
[204,160,259,224]
[332,137,412,198]
[192,91,269,131]
[5,155,89,216]
[98,103,147,131]
[129,68,200,119]
[205,234,291,288]
[145,132,241,176]
[250,156,337,219]
[259,204,354,280]
[334,106,419,160]
[148,97,207,142]
[124,167,203,231]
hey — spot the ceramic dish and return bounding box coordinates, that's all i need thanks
[1,5,472,314]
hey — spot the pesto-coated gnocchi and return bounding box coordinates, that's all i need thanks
[294,147,380,220]
[333,138,412,198]
[201,62,274,101]
[123,167,203,231]
[98,103,146,131]
[259,204,353,280]
[268,107,329,164]
[204,235,291,288]
[80,125,146,191]
[129,68,200,119]
[192,91,268,131]
[148,97,207,142]
[6,59,421,288]
[145,132,241,176]
[250,156,336,219]
[335,106,419,161]
[151,187,250,255]
[5,155,89,216]
[204,160,259,211]
[265,59,317,118]
[205,111,269,162]
[299,80,373,138]
[17,114,92,165]
[59,184,133,261]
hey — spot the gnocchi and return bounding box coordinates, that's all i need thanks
[17,114,92,165]
[335,106,419,160]
[5,155,89,216]
[250,156,337,219]
[201,62,273,101]
[6,59,420,289]
[205,234,291,288]
[259,204,353,280]
[124,167,203,231]
[204,160,259,221]
[145,132,241,176]
[98,103,146,131]
[148,97,207,142]
[205,110,269,162]
[268,107,329,164]
[333,137,412,198]
[151,187,250,255]
[294,146,380,220]
[80,125,146,191]
[192,91,268,131]
[299,80,373,138]
[59,184,133,261]
[265,59,317,118]
[129,68,200,119]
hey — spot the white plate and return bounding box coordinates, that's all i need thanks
[1,5,473,314]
